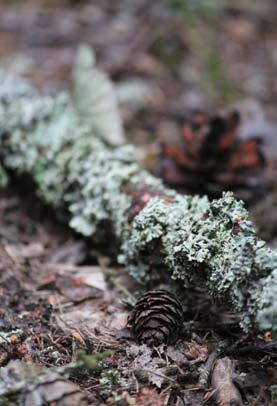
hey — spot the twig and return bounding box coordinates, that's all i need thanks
[226,340,277,356]
[142,368,180,387]
[211,357,243,406]
[199,350,219,386]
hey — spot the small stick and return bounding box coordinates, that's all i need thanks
[211,357,242,406]
[199,350,219,386]
[142,368,180,387]
[226,340,277,356]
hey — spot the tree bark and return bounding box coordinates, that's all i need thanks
[0,50,276,335]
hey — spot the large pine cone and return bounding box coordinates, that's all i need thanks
[128,289,184,346]
[160,111,266,202]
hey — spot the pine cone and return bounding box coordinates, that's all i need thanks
[160,111,266,202]
[128,289,184,346]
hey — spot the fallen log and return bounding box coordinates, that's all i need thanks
[0,46,276,335]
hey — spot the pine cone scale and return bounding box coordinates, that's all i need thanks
[134,306,182,325]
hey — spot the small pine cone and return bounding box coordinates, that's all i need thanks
[128,289,184,346]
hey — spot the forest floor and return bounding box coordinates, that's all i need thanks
[0,1,276,405]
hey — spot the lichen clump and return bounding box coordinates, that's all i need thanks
[0,49,276,335]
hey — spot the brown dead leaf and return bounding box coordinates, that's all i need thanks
[184,342,208,361]
[55,274,102,302]
[147,367,167,388]
[109,310,129,330]
[107,391,135,406]
[5,242,45,259]
[0,244,20,271]
[74,268,106,291]
[39,264,107,303]
[135,387,164,406]
[56,304,118,345]
[166,345,187,365]
[47,295,62,306]
[14,344,27,358]
[70,329,86,346]
[8,335,19,344]
[48,240,87,265]
[45,263,106,290]
[39,274,57,288]
[128,344,170,389]
[128,344,152,366]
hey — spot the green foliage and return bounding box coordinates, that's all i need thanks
[100,369,126,387]
[171,0,223,21]
[169,0,236,103]
[61,350,112,377]
[77,350,112,371]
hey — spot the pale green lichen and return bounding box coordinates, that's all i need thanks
[122,190,277,332]
[255,269,277,335]
[0,48,276,335]
[0,161,8,187]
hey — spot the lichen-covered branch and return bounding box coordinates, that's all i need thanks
[0,47,276,335]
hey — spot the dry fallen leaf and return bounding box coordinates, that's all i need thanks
[39,264,107,303]
[184,342,208,361]
[70,329,86,346]
[135,387,164,406]
[45,264,106,289]
[109,311,129,330]
[166,345,186,364]
[48,240,87,265]
[55,274,103,302]
[147,367,167,388]
[5,242,45,259]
